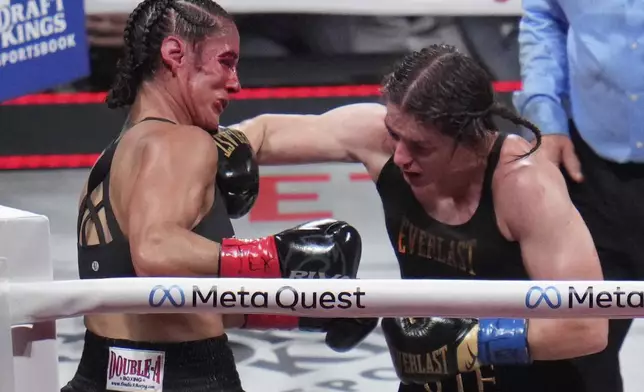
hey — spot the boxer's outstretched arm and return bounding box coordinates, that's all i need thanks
[236,103,392,181]
[123,126,223,277]
[495,148,608,360]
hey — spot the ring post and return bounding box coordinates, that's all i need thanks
[1,205,59,392]
[0,257,16,392]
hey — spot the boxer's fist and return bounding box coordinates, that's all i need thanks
[212,127,259,219]
[275,220,377,351]
[217,219,377,351]
[381,317,481,385]
[273,219,361,279]
[320,317,379,352]
[276,220,377,351]
[218,219,361,280]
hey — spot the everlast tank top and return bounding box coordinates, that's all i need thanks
[376,133,588,392]
[77,117,234,279]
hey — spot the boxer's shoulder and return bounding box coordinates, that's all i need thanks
[135,124,217,155]
[113,123,219,180]
[494,134,547,179]
[491,133,569,240]
[341,102,387,118]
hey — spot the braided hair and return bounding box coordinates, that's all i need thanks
[381,44,542,159]
[106,0,233,109]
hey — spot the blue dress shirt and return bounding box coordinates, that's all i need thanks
[513,0,644,163]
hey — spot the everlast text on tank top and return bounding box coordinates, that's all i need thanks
[375,133,589,392]
[76,117,234,279]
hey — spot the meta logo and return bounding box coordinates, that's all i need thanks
[148,285,186,308]
[525,286,562,309]
[526,286,644,309]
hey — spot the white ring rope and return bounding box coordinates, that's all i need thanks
[5,277,644,325]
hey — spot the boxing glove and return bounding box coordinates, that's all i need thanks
[381,317,531,385]
[212,127,259,219]
[321,317,379,353]
[218,219,361,279]
[218,219,378,352]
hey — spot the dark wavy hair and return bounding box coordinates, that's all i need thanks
[381,44,541,158]
[106,0,234,109]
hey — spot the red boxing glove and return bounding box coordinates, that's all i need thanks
[218,234,299,329]
[215,220,378,352]
[243,314,299,330]
[217,219,362,280]
[216,219,375,344]
[218,237,282,278]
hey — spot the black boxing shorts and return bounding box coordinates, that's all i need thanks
[61,329,244,392]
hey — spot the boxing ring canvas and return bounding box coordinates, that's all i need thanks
[2,166,644,392]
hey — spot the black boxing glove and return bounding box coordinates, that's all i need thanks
[212,126,259,219]
[217,219,378,352]
[218,219,361,279]
[321,317,379,353]
[381,317,531,385]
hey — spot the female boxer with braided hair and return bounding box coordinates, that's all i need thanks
[235,44,608,392]
[66,1,377,391]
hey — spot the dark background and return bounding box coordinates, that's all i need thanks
[0,14,523,161]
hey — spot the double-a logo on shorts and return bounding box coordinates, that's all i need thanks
[525,285,644,309]
[107,347,165,392]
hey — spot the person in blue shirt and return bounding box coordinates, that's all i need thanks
[514,2,644,392]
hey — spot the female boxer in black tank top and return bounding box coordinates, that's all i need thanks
[77,117,234,280]
[67,115,242,392]
[377,133,526,280]
[64,3,380,391]
[232,44,608,392]
[68,111,377,392]
[376,133,588,392]
[61,1,247,391]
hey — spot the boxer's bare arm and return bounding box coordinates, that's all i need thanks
[121,126,223,277]
[494,140,608,360]
[236,103,392,181]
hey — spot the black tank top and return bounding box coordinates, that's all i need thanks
[77,117,234,279]
[376,133,588,392]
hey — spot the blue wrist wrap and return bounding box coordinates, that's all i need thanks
[478,318,531,366]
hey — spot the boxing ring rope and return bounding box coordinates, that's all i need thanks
[4,277,644,326]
